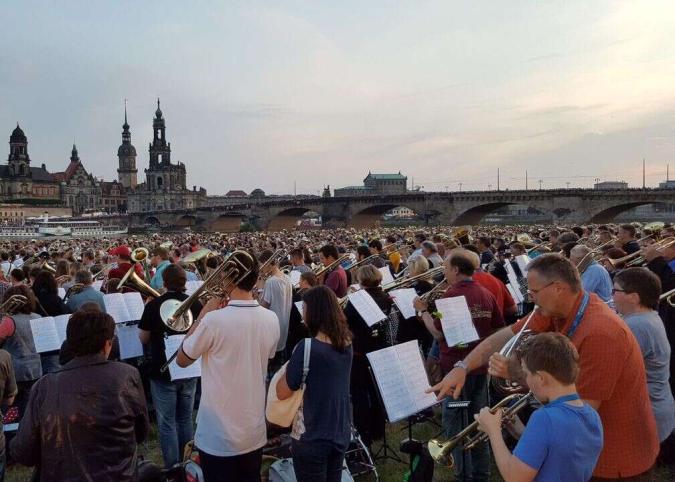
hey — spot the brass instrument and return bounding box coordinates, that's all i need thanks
[0,294,28,316]
[63,283,85,301]
[660,288,675,307]
[314,253,351,278]
[258,249,287,281]
[40,260,56,275]
[92,263,115,281]
[346,253,381,273]
[55,274,71,286]
[382,266,444,291]
[490,308,537,396]
[428,392,534,466]
[117,267,161,298]
[600,238,675,268]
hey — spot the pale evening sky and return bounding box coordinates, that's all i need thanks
[2,1,675,195]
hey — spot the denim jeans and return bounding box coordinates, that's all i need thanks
[292,439,346,482]
[149,377,198,467]
[442,374,490,482]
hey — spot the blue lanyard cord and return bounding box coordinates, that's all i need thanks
[566,291,590,339]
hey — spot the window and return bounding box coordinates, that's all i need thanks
[157,177,163,188]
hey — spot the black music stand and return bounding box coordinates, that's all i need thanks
[444,399,471,481]
[368,367,404,464]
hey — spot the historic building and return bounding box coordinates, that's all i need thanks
[0,124,61,202]
[53,144,103,214]
[117,104,138,190]
[126,100,206,213]
[334,172,408,197]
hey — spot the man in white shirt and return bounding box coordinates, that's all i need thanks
[259,249,293,364]
[177,252,279,482]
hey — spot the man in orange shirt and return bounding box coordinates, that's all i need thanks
[429,254,658,480]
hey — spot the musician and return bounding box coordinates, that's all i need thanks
[149,246,171,291]
[421,240,443,268]
[107,245,144,281]
[138,264,203,468]
[385,235,402,273]
[618,224,640,255]
[289,248,312,274]
[643,240,675,293]
[319,245,348,298]
[66,270,106,313]
[408,232,426,260]
[345,265,393,447]
[613,268,675,460]
[396,256,433,350]
[431,254,659,480]
[0,252,11,277]
[259,249,293,365]
[0,347,16,481]
[10,310,149,481]
[31,270,69,317]
[176,253,279,482]
[414,249,504,482]
[476,236,495,266]
[81,249,95,272]
[464,246,517,319]
[367,240,387,268]
[569,245,613,302]
[476,333,603,482]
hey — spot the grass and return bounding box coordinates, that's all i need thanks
[6,413,675,481]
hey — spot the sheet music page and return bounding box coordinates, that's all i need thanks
[506,282,524,304]
[103,293,132,323]
[294,301,304,321]
[288,270,301,287]
[116,324,144,360]
[378,266,395,287]
[185,281,204,296]
[123,292,145,321]
[348,289,387,327]
[504,261,521,288]
[58,287,66,299]
[434,295,480,347]
[164,335,201,380]
[54,314,70,343]
[367,347,415,423]
[515,255,531,275]
[29,317,61,353]
[395,340,439,412]
[389,288,418,319]
[92,280,104,291]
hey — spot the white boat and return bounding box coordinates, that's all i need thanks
[36,219,127,237]
[0,225,40,238]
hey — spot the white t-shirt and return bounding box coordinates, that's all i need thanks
[182,299,280,456]
[262,275,293,352]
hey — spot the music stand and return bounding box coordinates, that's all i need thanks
[443,399,471,480]
[368,366,404,464]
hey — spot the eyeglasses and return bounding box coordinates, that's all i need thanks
[611,288,626,294]
[527,281,555,296]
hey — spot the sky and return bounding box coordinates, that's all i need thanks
[2,1,675,195]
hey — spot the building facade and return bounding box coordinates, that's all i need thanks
[594,181,628,189]
[127,100,206,213]
[334,172,408,197]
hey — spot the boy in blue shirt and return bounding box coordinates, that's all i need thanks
[476,332,603,482]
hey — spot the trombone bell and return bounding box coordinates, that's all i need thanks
[159,298,193,332]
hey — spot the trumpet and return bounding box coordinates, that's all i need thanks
[428,392,534,466]
[490,308,537,396]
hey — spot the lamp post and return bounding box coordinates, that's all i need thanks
[538,179,543,190]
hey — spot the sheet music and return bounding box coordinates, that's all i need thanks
[515,255,531,275]
[504,261,521,290]
[506,282,524,304]
[288,270,302,287]
[30,317,62,353]
[185,280,204,296]
[54,314,70,342]
[103,293,132,323]
[348,289,387,327]
[116,324,144,360]
[58,287,66,299]
[294,301,304,321]
[92,280,104,291]
[367,340,438,423]
[123,292,145,321]
[389,288,418,319]
[164,335,201,380]
[378,266,395,287]
[434,295,480,347]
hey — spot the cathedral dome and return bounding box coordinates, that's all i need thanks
[118,144,137,157]
[10,124,26,143]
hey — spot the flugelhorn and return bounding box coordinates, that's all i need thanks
[428,392,534,466]
[490,308,537,396]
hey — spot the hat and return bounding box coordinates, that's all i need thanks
[109,245,131,258]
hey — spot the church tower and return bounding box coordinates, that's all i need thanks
[117,102,138,189]
[149,98,171,167]
[8,123,30,177]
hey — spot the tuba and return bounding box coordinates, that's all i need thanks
[0,294,28,317]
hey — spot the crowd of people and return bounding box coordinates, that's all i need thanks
[0,220,671,482]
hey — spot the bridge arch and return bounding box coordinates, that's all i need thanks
[453,202,549,225]
[175,214,198,227]
[349,204,426,228]
[210,214,246,232]
[588,201,672,223]
[267,207,321,231]
[144,216,160,226]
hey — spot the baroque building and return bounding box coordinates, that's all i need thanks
[127,99,205,213]
[117,103,138,190]
[53,144,103,214]
[334,172,408,197]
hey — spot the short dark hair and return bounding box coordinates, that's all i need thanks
[520,332,579,385]
[300,271,318,287]
[368,239,383,251]
[614,267,662,310]
[233,251,259,292]
[319,245,339,261]
[448,250,475,276]
[32,271,58,296]
[162,264,187,292]
[9,268,25,282]
[620,224,636,238]
[66,310,115,356]
[571,226,584,238]
[477,236,491,248]
[463,244,480,256]
[356,245,370,259]
[289,248,304,259]
[527,254,581,292]
[259,249,276,265]
[414,233,426,242]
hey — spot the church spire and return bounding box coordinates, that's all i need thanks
[123,99,129,129]
[155,97,163,119]
[70,143,79,163]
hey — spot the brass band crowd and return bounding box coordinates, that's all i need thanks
[0,220,671,482]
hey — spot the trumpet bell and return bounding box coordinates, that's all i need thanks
[427,439,456,467]
[159,298,193,332]
[131,247,150,263]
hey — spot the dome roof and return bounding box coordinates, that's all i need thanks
[10,123,26,143]
[118,144,137,157]
[250,188,266,198]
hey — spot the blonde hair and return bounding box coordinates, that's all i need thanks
[408,256,430,277]
[357,264,383,288]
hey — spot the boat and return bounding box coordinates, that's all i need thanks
[37,219,127,237]
[0,225,40,238]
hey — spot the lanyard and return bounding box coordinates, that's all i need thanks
[548,393,581,407]
[566,291,590,339]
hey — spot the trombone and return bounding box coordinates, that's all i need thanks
[660,288,675,307]
[314,253,351,279]
[428,392,534,466]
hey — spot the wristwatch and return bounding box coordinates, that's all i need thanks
[417,309,429,317]
[453,360,468,371]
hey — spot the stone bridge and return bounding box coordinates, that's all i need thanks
[127,188,675,232]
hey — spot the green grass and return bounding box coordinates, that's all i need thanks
[6,415,675,482]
